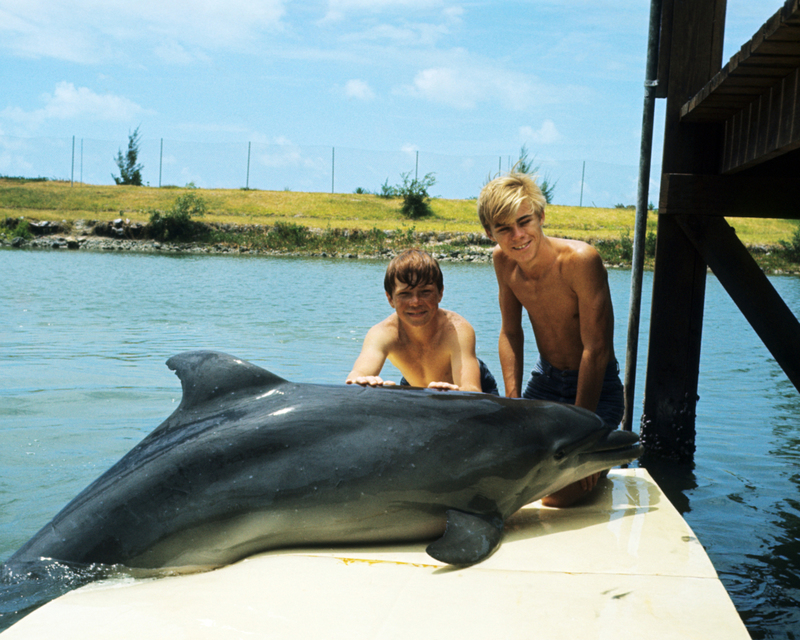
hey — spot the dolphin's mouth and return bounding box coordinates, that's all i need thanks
[582,429,643,466]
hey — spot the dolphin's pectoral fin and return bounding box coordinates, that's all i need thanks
[167,351,287,409]
[426,509,504,566]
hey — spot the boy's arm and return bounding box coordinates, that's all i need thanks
[346,324,395,387]
[571,248,614,414]
[494,250,525,397]
[438,322,482,392]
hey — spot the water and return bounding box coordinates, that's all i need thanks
[1,249,799,637]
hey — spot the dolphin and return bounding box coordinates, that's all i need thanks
[2,350,642,575]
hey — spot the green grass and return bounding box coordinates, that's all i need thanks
[2,178,799,271]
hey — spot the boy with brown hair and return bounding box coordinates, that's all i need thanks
[478,172,623,506]
[346,249,498,394]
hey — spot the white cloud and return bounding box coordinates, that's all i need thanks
[323,0,445,22]
[344,79,375,100]
[399,65,568,111]
[0,0,286,63]
[520,120,561,145]
[0,82,151,129]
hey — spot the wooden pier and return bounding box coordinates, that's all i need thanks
[642,0,800,462]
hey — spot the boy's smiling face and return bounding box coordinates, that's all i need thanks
[488,202,546,264]
[386,279,443,327]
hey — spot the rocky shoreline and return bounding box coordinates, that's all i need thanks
[1,217,496,263]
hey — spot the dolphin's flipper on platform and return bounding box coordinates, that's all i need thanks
[426,509,504,566]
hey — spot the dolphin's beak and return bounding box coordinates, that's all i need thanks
[582,429,643,466]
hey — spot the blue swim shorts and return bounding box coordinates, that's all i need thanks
[522,357,624,427]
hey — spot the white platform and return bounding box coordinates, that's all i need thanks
[1,469,751,639]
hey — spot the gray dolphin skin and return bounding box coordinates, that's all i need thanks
[3,350,642,574]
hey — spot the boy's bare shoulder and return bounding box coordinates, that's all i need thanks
[555,239,608,290]
[367,313,402,341]
[555,237,602,266]
[440,308,475,332]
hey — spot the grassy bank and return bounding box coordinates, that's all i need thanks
[2,178,799,271]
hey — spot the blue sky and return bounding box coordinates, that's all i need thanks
[0,0,782,206]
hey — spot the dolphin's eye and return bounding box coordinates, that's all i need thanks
[554,449,565,461]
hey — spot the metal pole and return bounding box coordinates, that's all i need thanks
[159,138,163,188]
[80,139,83,184]
[246,142,251,189]
[623,0,663,432]
[70,135,75,186]
[415,150,419,181]
[331,147,335,193]
[580,161,586,207]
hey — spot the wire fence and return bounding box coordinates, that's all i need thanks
[0,134,661,208]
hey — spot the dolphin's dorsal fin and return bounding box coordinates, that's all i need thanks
[167,351,287,410]
[426,509,504,566]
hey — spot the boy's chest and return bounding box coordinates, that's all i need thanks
[510,269,578,320]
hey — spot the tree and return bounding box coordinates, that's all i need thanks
[113,126,144,186]
[515,144,557,204]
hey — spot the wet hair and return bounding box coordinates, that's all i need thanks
[477,172,547,232]
[384,249,444,297]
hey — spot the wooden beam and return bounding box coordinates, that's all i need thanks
[682,0,800,123]
[659,173,800,218]
[642,217,706,462]
[720,68,800,172]
[643,0,727,462]
[676,214,800,392]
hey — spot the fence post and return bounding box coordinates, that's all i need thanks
[159,138,163,188]
[331,147,335,193]
[246,141,251,189]
[580,160,586,207]
[80,139,83,184]
[70,135,75,186]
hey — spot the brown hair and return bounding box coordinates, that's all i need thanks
[477,172,546,232]
[384,249,444,297]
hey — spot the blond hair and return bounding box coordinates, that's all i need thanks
[477,172,546,232]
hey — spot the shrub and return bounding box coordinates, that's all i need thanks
[619,232,633,261]
[378,179,397,199]
[148,192,207,241]
[1,217,33,240]
[645,231,657,257]
[268,222,310,247]
[397,171,436,219]
[779,222,800,263]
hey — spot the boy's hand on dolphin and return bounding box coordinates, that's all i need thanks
[427,381,460,392]
[346,375,395,387]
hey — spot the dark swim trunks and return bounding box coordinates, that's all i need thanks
[522,357,624,428]
[399,358,500,395]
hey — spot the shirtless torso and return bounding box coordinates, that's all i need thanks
[490,204,615,411]
[346,279,483,392]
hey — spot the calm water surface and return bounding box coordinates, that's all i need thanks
[1,249,799,637]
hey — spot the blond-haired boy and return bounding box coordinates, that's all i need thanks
[478,173,623,506]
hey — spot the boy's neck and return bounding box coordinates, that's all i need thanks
[398,309,443,342]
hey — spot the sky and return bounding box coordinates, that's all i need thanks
[0,0,785,206]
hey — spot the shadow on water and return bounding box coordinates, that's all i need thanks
[641,447,800,639]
